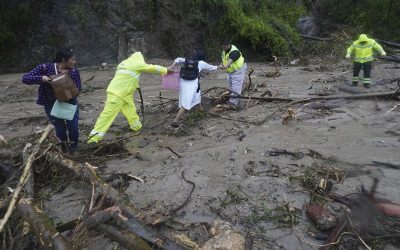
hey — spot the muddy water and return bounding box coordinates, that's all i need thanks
[1,59,399,249]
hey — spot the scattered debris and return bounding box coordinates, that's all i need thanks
[305,203,337,231]
[281,108,297,124]
[200,220,245,250]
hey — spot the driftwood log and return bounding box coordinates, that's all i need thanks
[97,223,151,250]
[0,124,53,232]
[78,207,151,250]
[239,89,400,102]
[45,153,186,250]
[16,199,72,250]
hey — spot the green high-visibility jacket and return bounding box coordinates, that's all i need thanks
[107,52,167,102]
[346,34,386,63]
[221,45,245,73]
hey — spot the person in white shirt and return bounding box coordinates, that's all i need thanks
[169,50,220,127]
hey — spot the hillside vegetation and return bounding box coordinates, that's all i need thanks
[0,0,399,72]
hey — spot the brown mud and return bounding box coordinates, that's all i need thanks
[1,58,399,249]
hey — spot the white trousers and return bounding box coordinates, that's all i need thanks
[227,63,247,105]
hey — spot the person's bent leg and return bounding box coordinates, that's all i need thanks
[173,108,186,124]
[228,64,247,105]
[44,104,68,152]
[121,98,142,132]
[88,93,123,143]
[363,62,372,88]
[352,62,362,86]
[66,105,79,152]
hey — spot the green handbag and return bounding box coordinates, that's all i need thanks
[50,100,77,120]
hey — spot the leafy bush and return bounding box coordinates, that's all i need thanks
[182,0,305,59]
[314,0,400,41]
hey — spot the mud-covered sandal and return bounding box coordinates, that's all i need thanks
[171,121,180,128]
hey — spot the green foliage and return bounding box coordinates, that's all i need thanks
[68,3,88,30]
[0,3,37,61]
[245,202,300,228]
[182,0,305,58]
[316,0,400,41]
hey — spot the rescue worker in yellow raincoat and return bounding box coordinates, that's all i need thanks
[346,34,386,88]
[88,52,171,143]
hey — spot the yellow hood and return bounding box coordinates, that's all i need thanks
[358,34,369,42]
[126,52,145,64]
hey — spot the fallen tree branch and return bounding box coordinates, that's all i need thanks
[320,216,349,250]
[77,207,152,249]
[16,199,72,250]
[376,39,400,49]
[377,55,400,63]
[255,99,310,125]
[0,124,53,232]
[164,146,182,158]
[22,143,34,198]
[45,153,124,205]
[300,34,332,42]
[117,207,186,249]
[97,223,151,250]
[45,154,186,249]
[247,68,254,91]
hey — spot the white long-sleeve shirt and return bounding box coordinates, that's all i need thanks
[174,57,217,110]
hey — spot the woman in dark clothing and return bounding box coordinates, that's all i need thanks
[22,48,81,153]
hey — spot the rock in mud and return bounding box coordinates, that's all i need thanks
[200,220,245,250]
[374,202,400,217]
[305,203,337,231]
[0,162,16,185]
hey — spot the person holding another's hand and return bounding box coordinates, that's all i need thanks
[88,51,173,143]
[170,49,218,127]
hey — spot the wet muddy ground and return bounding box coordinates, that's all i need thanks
[1,58,399,249]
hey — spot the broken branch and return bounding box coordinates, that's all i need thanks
[0,124,53,232]
[16,199,72,249]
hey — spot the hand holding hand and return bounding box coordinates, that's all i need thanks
[167,67,176,74]
[42,76,52,83]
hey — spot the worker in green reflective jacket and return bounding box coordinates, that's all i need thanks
[346,34,386,88]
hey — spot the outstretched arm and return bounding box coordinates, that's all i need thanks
[346,45,354,58]
[170,57,185,68]
[138,64,168,75]
[374,42,386,56]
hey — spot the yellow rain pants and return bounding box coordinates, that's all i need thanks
[88,92,142,143]
[87,52,167,143]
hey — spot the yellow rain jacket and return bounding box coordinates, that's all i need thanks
[88,52,168,143]
[346,34,386,63]
[107,52,167,101]
[221,45,245,73]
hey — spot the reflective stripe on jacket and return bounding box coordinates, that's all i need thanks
[107,52,167,101]
[346,35,386,63]
[221,45,245,73]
